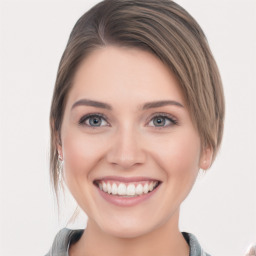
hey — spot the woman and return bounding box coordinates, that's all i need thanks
[46,0,224,255]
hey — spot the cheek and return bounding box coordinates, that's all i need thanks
[153,131,201,208]
[150,130,201,177]
[61,130,106,182]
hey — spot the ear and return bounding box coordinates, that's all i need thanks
[199,146,213,170]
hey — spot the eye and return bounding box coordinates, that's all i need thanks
[148,114,178,128]
[79,114,109,127]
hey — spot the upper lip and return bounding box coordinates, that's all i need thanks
[94,176,161,183]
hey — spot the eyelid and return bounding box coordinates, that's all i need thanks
[146,112,178,127]
[78,112,178,129]
[78,113,110,127]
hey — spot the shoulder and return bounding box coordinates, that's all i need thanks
[44,228,84,256]
[182,232,211,256]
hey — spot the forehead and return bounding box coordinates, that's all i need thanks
[66,46,185,109]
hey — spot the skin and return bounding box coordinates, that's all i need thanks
[58,46,212,256]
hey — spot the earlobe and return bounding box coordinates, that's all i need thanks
[55,131,63,160]
[200,147,213,170]
[57,145,63,161]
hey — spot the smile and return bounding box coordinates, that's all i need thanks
[94,180,160,197]
[93,177,162,207]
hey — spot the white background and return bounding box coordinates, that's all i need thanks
[0,0,255,255]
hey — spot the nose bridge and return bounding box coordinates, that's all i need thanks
[106,123,146,169]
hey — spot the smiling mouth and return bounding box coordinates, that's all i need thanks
[93,180,161,197]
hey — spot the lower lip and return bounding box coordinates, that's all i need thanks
[96,184,161,207]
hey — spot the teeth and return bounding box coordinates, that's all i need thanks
[143,183,149,193]
[99,181,159,197]
[103,182,107,192]
[107,183,112,194]
[127,184,136,196]
[112,183,118,195]
[135,184,143,195]
[117,183,126,196]
[149,182,154,192]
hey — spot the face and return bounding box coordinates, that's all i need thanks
[59,46,211,238]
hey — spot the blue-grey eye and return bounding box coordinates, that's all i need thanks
[80,114,108,127]
[148,115,176,127]
[153,116,166,126]
[88,116,102,126]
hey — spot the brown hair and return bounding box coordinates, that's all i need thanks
[50,0,225,201]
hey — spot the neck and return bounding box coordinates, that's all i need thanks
[69,209,189,256]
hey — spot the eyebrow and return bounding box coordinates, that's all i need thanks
[141,100,184,110]
[71,99,112,110]
[71,99,184,111]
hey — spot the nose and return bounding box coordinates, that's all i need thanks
[106,126,146,170]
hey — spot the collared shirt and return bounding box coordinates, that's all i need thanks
[45,228,211,256]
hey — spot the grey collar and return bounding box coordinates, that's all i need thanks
[45,228,211,256]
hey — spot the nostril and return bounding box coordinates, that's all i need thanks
[105,136,146,168]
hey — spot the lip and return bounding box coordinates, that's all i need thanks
[94,176,160,183]
[94,176,162,207]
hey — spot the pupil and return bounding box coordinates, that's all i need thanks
[153,117,165,126]
[89,116,101,126]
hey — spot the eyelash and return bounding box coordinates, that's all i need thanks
[147,112,178,128]
[78,113,109,128]
[78,112,178,129]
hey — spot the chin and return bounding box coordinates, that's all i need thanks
[103,224,152,239]
[96,211,170,240]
